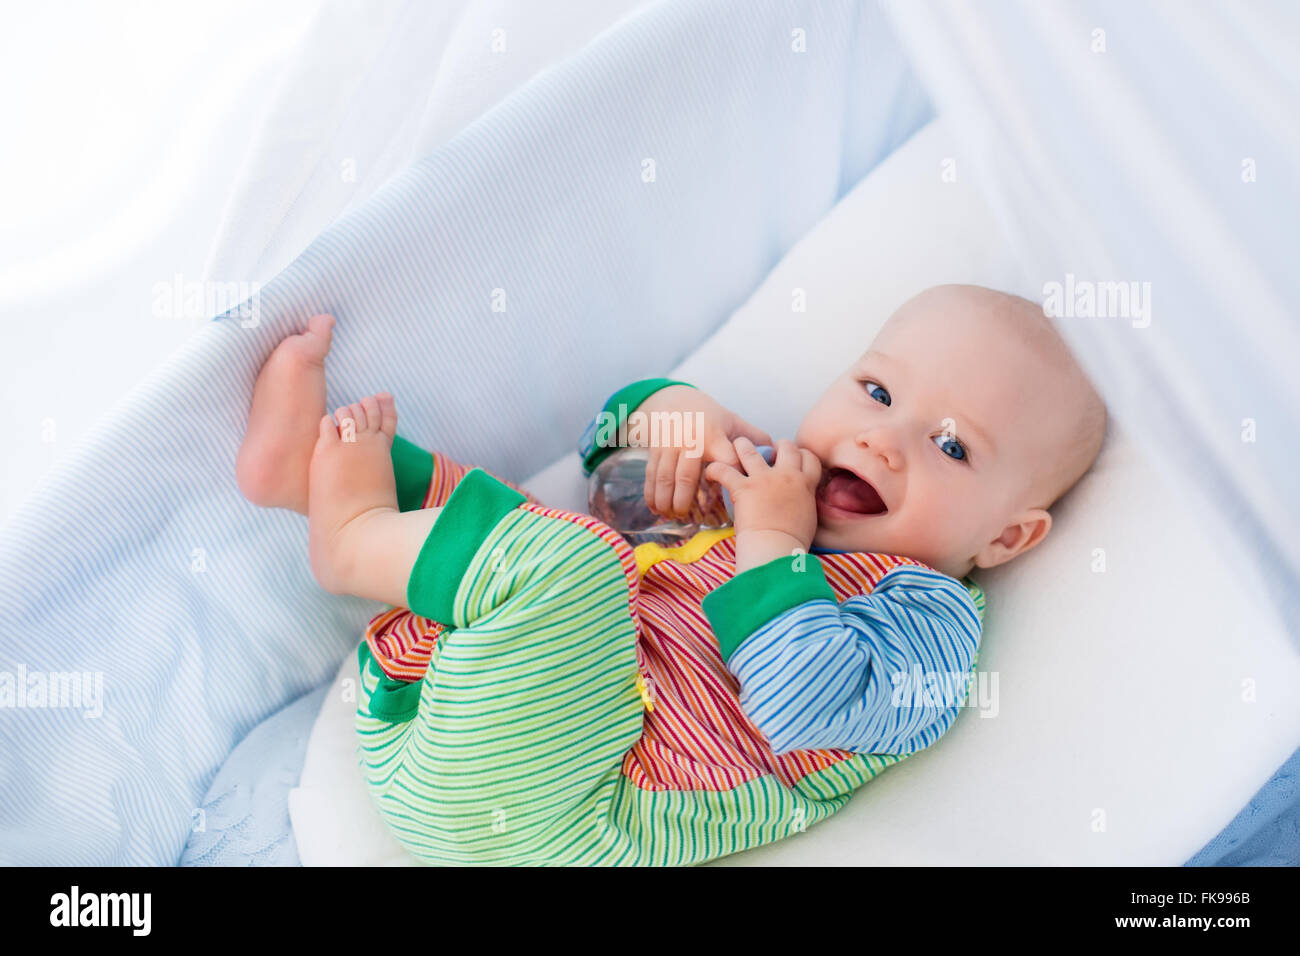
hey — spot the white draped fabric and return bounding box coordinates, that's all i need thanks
[883,0,1300,634]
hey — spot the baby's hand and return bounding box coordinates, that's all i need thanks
[706,437,821,573]
[637,385,772,518]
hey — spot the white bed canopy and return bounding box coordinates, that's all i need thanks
[884,0,1300,633]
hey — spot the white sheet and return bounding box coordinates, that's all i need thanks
[290,121,1300,865]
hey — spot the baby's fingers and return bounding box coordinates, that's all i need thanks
[704,460,744,494]
[644,447,664,515]
[732,436,768,474]
[650,446,681,517]
[731,414,773,449]
[773,439,801,469]
[800,448,823,486]
[672,452,704,517]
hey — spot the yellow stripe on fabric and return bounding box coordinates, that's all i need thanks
[633,528,734,578]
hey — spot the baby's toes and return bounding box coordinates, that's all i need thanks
[360,395,381,435]
[318,413,340,446]
[376,393,398,438]
[334,405,360,442]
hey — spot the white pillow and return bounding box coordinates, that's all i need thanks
[290,120,1300,865]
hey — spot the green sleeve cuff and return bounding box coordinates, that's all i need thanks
[405,468,526,622]
[963,576,986,620]
[702,554,836,662]
[577,378,695,475]
[390,435,434,512]
[357,641,424,724]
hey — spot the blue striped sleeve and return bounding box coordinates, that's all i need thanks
[725,566,982,756]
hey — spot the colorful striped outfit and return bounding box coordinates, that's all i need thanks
[355,380,984,865]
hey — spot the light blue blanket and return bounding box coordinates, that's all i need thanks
[0,0,932,865]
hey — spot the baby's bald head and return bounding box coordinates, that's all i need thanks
[892,284,1106,510]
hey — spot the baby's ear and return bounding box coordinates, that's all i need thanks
[973,509,1052,570]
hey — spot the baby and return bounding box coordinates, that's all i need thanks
[237,283,1104,866]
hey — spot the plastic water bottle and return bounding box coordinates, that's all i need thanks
[586,445,775,547]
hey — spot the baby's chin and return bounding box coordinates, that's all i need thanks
[814,514,914,562]
[813,522,967,578]
[812,522,878,554]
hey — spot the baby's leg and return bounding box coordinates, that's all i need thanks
[307,393,441,608]
[236,313,336,515]
[352,472,646,864]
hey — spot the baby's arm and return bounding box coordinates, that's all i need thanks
[703,562,981,755]
[702,435,981,754]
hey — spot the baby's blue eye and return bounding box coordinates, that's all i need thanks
[934,434,968,461]
[865,383,891,406]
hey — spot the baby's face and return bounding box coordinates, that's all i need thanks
[795,289,1068,579]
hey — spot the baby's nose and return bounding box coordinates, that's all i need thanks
[855,429,903,469]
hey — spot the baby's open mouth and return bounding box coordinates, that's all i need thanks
[816,467,888,516]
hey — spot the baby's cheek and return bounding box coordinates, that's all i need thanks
[904,488,974,561]
[793,401,838,454]
[792,420,817,453]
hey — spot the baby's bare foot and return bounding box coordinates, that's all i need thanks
[308,393,400,594]
[236,314,335,513]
